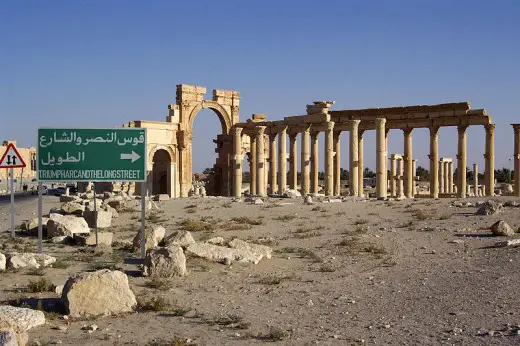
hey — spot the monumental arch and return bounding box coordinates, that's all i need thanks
[125,84,241,198]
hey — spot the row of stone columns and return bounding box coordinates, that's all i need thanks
[389,154,418,198]
[439,158,454,194]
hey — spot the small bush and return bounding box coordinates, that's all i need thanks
[274,214,297,221]
[145,277,170,291]
[137,296,173,312]
[26,267,46,276]
[231,217,263,226]
[27,277,54,293]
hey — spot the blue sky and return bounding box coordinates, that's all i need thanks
[1,0,519,173]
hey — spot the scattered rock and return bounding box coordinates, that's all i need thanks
[47,215,90,238]
[0,305,46,331]
[61,270,137,318]
[0,253,5,272]
[103,198,126,211]
[155,194,170,201]
[163,230,195,248]
[51,236,70,244]
[59,202,85,216]
[186,243,264,264]
[83,209,112,228]
[142,246,186,277]
[54,285,64,296]
[20,218,49,236]
[205,237,225,246]
[132,225,166,251]
[7,253,56,269]
[304,195,313,205]
[74,232,113,247]
[228,239,272,259]
[495,239,520,247]
[490,220,515,237]
[284,189,301,198]
[0,328,18,346]
[475,200,503,216]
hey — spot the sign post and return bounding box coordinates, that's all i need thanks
[37,128,147,254]
[0,143,27,238]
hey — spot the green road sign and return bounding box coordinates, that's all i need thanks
[37,128,147,182]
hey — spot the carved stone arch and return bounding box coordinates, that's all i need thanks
[148,144,176,165]
[187,101,233,135]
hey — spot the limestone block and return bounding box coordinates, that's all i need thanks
[47,215,90,238]
[163,230,195,248]
[0,328,18,346]
[0,316,28,346]
[8,253,56,269]
[0,305,46,331]
[205,237,225,246]
[475,200,503,216]
[83,209,112,228]
[102,204,119,218]
[132,225,166,251]
[59,202,85,216]
[142,246,186,277]
[228,239,272,259]
[74,232,113,247]
[0,253,5,271]
[155,194,170,201]
[304,195,313,205]
[59,195,80,203]
[103,197,126,211]
[490,221,515,237]
[284,189,302,198]
[186,243,264,264]
[61,270,136,317]
[21,218,49,236]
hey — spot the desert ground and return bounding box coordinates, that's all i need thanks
[1,192,520,346]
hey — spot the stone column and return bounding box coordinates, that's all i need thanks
[443,161,449,195]
[376,118,387,199]
[301,127,311,196]
[384,129,390,195]
[250,135,257,195]
[397,158,404,198]
[485,124,495,197]
[333,131,341,196]
[429,126,439,198]
[278,127,287,194]
[473,163,478,197]
[255,126,266,196]
[232,127,243,197]
[289,132,298,190]
[439,160,445,194]
[457,125,468,198]
[268,133,277,195]
[403,128,413,198]
[390,156,397,197]
[514,125,520,197]
[310,131,319,194]
[448,161,454,193]
[325,122,335,196]
[348,120,360,197]
[358,130,365,197]
[412,159,417,197]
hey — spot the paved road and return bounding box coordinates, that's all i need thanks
[0,192,39,205]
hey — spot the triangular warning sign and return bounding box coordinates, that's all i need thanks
[0,143,26,168]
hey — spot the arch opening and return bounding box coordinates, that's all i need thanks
[152,149,171,195]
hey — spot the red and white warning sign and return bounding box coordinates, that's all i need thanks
[0,143,26,168]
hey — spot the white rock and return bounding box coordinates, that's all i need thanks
[304,195,313,205]
[62,270,136,318]
[163,230,195,248]
[59,202,85,216]
[132,225,166,251]
[205,237,225,246]
[143,246,186,277]
[490,220,515,237]
[83,209,112,228]
[186,243,264,264]
[495,239,520,247]
[0,328,18,346]
[284,189,301,198]
[8,253,56,269]
[0,253,5,272]
[47,215,90,238]
[228,239,272,259]
[0,305,46,331]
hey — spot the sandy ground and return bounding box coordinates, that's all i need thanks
[1,193,520,346]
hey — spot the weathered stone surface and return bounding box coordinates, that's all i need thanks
[0,305,46,331]
[475,200,503,216]
[47,215,90,238]
[8,253,56,269]
[59,195,80,203]
[0,328,18,346]
[163,230,195,248]
[205,237,225,246]
[490,220,515,237]
[502,184,514,194]
[0,316,28,346]
[74,232,113,246]
[155,194,170,201]
[186,243,264,264]
[61,270,136,317]
[102,204,119,218]
[284,189,302,198]
[104,197,126,211]
[142,246,186,277]
[59,202,85,216]
[228,239,273,259]
[83,209,112,228]
[21,218,49,236]
[304,195,313,205]
[0,253,5,272]
[132,225,166,251]
[495,239,520,247]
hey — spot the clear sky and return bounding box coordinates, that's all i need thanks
[1,0,519,173]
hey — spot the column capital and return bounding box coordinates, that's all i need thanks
[358,128,366,138]
[402,127,413,136]
[349,119,361,131]
[253,126,266,136]
[375,118,387,126]
[485,123,496,134]
[457,124,469,134]
[514,154,520,159]
[232,127,243,136]
[326,121,335,131]
[288,132,298,140]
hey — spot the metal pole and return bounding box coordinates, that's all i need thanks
[10,168,15,238]
[93,183,98,246]
[37,182,43,254]
[140,182,146,259]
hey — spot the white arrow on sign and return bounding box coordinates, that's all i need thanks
[120,151,141,163]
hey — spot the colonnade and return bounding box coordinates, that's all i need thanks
[231,102,495,200]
